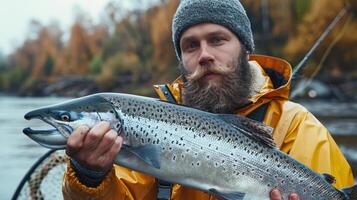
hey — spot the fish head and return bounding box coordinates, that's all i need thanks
[23,94,123,149]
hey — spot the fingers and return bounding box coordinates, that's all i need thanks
[106,136,124,161]
[82,121,111,150]
[96,136,124,171]
[92,129,121,157]
[288,193,299,200]
[66,126,89,156]
[270,189,300,200]
[65,121,124,172]
[270,189,283,200]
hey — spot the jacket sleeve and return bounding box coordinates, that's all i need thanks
[277,105,355,189]
[62,160,158,200]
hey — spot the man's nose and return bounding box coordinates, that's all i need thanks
[198,43,214,67]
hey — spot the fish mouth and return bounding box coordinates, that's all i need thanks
[23,127,59,135]
[25,115,71,133]
[23,111,71,149]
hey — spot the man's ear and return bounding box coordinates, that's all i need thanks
[246,53,250,61]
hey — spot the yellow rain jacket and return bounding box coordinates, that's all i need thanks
[62,54,355,200]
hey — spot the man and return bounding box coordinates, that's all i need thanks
[62,0,355,199]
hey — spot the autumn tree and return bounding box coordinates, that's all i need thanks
[62,21,92,75]
[285,0,356,77]
[32,25,62,79]
[9,20,62,80]
[2,0,355,95]
[149,0,179,81]
[99,1,162,88]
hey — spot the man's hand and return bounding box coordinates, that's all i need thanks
[66,121,124,172]
[270,189,300,200]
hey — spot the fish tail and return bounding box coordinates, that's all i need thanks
[340,183,357,200]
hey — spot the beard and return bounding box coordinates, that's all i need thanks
[181,51,253,114]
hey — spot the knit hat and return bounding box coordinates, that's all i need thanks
[172,0,254,60]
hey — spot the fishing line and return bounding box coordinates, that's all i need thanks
[292,6,349,78]
[307,15,352,84]
[291,13,352,99]
[290,4,351,99]
[291,13,353,99]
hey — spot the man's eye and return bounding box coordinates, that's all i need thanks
[184,42,198,52]
[211,37,224,45]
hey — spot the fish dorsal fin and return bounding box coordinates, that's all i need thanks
[321,173,336,184]
[217,114,276,148]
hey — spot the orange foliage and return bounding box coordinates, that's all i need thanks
[62,22,93,75]
[32,28,61,79]
[150,0,179,73]
[285,0,357,72]
[10,21,62,80]
[5,0,356,93]
[241,0,294,38]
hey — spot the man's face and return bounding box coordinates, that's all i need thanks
[179,23,252,113]
[180,23,244,88]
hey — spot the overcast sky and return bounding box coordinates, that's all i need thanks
[0,0,154,56]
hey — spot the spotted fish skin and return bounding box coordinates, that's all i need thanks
[102,93,346,200]
[24,93,348,200]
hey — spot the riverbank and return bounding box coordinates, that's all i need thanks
[1,74,157,98]
[1,74,357,101]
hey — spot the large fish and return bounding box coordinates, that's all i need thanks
[23,93,354,200]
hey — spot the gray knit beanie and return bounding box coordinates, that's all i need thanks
[172,0,254,60]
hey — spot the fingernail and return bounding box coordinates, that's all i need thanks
[271,188,282,198]
[272,189,279,194]
[289,193,299,200]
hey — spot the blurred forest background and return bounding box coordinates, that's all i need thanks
[0,0,356,98]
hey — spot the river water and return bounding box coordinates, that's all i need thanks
[0,96,69,199]
[0,95,356,199]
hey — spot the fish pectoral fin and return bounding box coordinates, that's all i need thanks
[209,188,245,200]
[122,144,161,169]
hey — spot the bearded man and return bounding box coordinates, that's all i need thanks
[62,0,355,199]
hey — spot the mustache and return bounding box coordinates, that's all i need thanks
[186,65,235,83]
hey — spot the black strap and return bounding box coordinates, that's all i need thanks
[246,103,270,122]
[157,85,175,199]
[157,180,172,200]
[158,85,177,104]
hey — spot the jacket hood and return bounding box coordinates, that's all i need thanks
[248,54,292,101]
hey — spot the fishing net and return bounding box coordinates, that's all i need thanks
[13,150,67,200]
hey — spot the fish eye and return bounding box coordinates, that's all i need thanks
[60,114,71,122]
